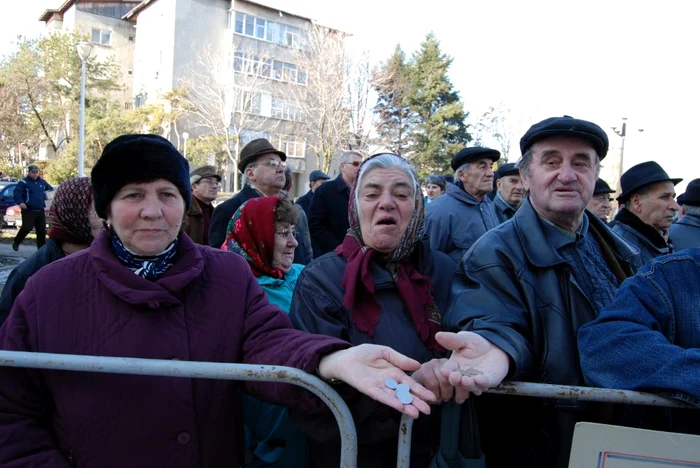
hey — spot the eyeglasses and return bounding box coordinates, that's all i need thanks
[344,161,361,167]
[275,228,297,239]
[253,159,287,169]
[198,178,221,187]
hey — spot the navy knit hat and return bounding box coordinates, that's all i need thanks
[91,134,191,219]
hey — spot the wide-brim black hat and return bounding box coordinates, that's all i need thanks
[617,161,682,203]
[677,178,700,206]
[593,178,615,195]
[238,138,286,173]
[495,162,519,179]
[520,115,609,159]
[451,147,500,171]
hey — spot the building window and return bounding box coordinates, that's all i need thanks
[240,129,270,147]
[233,52,305,84]
[128,35,135,42]
[127,69,133,75]
[91,28,111,46]
[271,96,303,121]
[124,102,134,110]
[277,135,305,158]
[231,11,305,49]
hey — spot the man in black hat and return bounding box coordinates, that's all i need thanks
[493,162,524,223]
[668,178,700,250]
[185,165,221,245]
[442,116,640,468]
[424,147,500,264]
[208,139,312,264]
[12,164,54,251]
[586,178,616,222]
[308,151,363,257]
[296,170,330,217]
[612,161,681,264]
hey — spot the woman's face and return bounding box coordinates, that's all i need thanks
[425,183,445,200]
[107,179,185,256]
[271,222,298,273]
[357,168,416,253]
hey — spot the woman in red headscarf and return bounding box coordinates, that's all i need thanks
[0,177,103,325]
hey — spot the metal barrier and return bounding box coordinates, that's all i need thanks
[396,381,696,468]
[0,350,358,468]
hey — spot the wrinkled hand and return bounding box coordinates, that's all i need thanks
[436,331,510,404]
[411,358,453,402]
[318,344,437,418]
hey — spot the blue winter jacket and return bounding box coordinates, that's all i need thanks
[669,214,700,251]
[424,180,499,264]
[13,176,53,211]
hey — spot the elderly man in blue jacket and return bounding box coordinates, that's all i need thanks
[424,147,500,263]
[12,164,53,251]
[439,116,641,468]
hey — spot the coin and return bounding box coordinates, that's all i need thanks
[397,392,414,405]
[396,383,410,393]
[384,378,398,389]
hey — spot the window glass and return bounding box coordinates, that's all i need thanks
[234,12,244,33]
[255,18,265,39]
[101,31,111,45]
[244,15,254,36]
[91,28,101,43]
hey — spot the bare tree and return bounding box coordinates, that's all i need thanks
[290,25,351,173]
[474,102,516,162]
[345,48,372,153]
[180,45,275,192]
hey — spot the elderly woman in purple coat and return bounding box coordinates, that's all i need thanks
[0,135,437,467]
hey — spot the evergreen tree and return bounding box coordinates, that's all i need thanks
[406,33,470,176]
[372,45,415,155]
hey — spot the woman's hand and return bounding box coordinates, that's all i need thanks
[318,344,437,418]
[436,331,510,404]
[411,358,454,402]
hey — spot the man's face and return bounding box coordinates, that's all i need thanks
[340,153,363,185]
[630,181,679,230]
[521,137,598,229]
[28,170,39,180]
[458,158,494,199]
[246,153,286,194]
[310,179,326,192]
[587,193,613,221]
[497,174,524,207]
[192,176,220,203]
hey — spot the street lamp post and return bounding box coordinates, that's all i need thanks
[612,118,645,196]
[182,132,189,158]
[76,41,93,177]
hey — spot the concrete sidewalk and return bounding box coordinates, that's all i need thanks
[0,242,37,290]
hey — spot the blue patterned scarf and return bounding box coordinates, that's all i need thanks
[111,233,179,281]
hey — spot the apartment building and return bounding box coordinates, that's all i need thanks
[39,0,139,111]
[126,0,332,195]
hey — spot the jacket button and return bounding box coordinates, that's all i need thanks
[177,432,191,444]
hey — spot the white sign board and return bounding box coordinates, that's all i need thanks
[568,422,700,468]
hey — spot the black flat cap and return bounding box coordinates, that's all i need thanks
[451,147,500,171]
[617,161,682,203]
[496,162,519,179]
[309,170,330,182]
[520,115,609,159]
[678,178,700,206]
[593,178,615,195]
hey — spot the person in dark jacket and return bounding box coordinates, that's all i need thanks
[308,151,363,257]
[669,178,700,250]
[579,249,700,434]
[184,165,220,245]
[441,116,642,468]
[296,170,330,217]
[208,139,312,264]
[0,134,438,467]
[493,162,524,223]
[586,178,616,222]
[0,177,103,325]
[291,153,458,468]
[612,161,681,264]
[424,147,500,263]
[12,164,54,250]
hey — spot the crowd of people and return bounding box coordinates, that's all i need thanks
[0,114,698,468]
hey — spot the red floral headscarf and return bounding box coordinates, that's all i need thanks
[47,177,96,245]
[334,153,444,352]
[222,195,286,279]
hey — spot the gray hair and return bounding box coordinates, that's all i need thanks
[340,150,363,164]
[685,205,700,217]
[353,154,417,209]
[242,162,257,187]
[455,162,472,176]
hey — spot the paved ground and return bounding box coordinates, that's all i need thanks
[0,241,38,290]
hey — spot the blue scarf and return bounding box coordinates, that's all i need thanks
[111,233,179,281]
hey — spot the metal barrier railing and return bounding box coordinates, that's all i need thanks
[396,381,696,468]
[0,350,358,468]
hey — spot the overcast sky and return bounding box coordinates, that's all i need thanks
[4,0,699,191]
